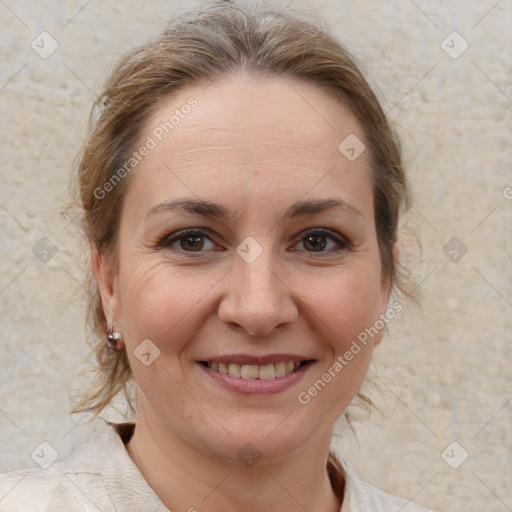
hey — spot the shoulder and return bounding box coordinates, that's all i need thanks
[0,429,113,512]
[340,457,437,512]
[355,481,435,512]
[0,422,165,512]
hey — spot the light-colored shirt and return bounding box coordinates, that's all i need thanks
[0,423,434,511]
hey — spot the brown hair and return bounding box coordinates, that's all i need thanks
[67,2,411,431]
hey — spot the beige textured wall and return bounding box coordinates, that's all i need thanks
[1,1,511,511]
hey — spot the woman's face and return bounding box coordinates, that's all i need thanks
[95,73,392,462]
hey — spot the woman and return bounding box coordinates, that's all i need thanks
[0,2,435,511]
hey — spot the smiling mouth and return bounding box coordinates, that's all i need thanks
[202,361,309,380]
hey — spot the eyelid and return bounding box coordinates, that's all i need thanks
[291,227,348,252]
[158,228,216,250]
[299,227,346,240]
[157,227,348,254]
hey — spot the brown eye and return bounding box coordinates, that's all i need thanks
[179,235,204,251]
[295,229,347,254]
[159,229,216,253]
[303,235,327,252]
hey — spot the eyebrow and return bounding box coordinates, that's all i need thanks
[145,197,365,222]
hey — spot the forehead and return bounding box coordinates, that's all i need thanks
[126,73,373,219]
[143,73,365,160]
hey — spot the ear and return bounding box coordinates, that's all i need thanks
[374,245,399,347]
[92,246,122,335]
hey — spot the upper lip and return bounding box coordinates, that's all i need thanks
[198,353,314,366]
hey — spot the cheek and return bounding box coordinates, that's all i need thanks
[299,262,384,351]
[116,263,205,402]
[117,259,222,350]
[295,268,382,418]
[120,270,179,341]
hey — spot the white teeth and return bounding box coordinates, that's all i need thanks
[207,360,303,379]
[241,365,259,379]
[259,364,275,380]
[228,364,241,377]
[274,362,286,378]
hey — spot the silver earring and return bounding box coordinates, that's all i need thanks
[107,325,122,350]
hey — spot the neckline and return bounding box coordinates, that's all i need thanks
[109,421,345,506]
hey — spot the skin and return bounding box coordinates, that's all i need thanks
[93,73,393,512]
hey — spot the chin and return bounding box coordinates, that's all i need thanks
[185,409,327,466]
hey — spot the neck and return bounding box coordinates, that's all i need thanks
[125,406,342,512]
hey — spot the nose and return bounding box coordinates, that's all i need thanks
[218,250,299,337]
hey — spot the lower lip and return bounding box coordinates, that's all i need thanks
[198,361,313,395]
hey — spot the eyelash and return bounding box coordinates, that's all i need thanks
[158,228,348,256]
